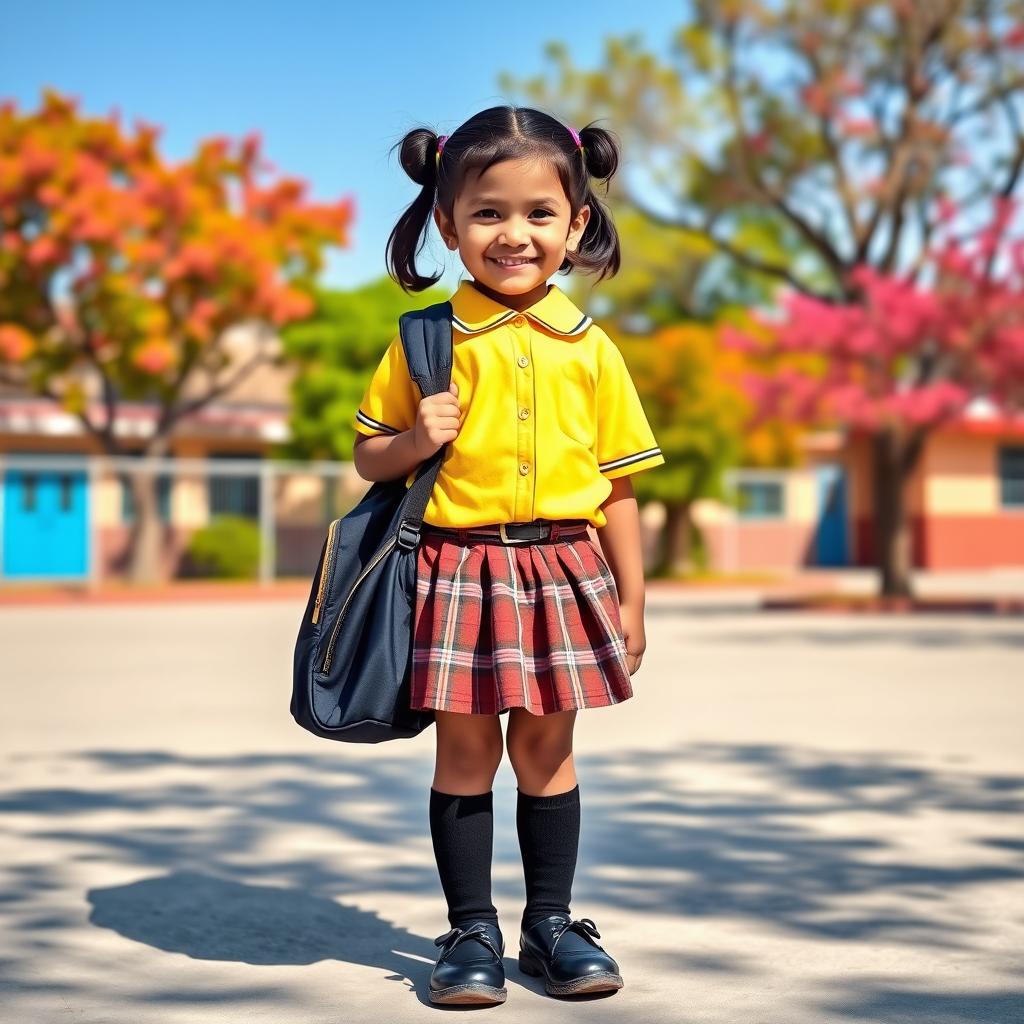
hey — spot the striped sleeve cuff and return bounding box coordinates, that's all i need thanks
[354,409,404,437]
[599,447,665,479]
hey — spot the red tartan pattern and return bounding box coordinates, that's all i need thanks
[410,529,634,716]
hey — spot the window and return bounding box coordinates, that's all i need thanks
[208,452,261,520]
[737,479,784,519]
[58,474,74,512]
[21,474,37,512]
[999,445,1024,508]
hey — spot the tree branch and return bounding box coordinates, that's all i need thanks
[720,24,847,286]
[624,195,835,301]
[159,329,274,435]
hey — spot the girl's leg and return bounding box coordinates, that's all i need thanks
[505,707,576,796]
[506,708,581,930]
[430,710,504,928]
[432,709,504,794]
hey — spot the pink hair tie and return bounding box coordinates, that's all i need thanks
[435,134,448,167]
[566,124,585,159]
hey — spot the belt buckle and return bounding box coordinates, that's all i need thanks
[499,522,532,545]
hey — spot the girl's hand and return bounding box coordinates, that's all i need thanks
[618,602,646,675]
[413,380,462,458]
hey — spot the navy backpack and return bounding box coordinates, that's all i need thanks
[290,301,452,742]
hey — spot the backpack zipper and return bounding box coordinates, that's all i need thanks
[311,518,340,624]
[320,531,398,674]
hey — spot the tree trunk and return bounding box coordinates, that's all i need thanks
[127,463,165,585]
[661,500,696,576]
[870,428,925,599]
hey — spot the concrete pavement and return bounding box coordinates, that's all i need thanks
[1,591,1022,1023]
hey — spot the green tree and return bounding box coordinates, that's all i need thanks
[282,277,447,461]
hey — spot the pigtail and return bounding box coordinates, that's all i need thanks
[562,123,621,282]
[578,124,619,184]
[385,128,444,292]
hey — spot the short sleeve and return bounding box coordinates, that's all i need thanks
[595,334,666,479]
[353,333,421,438]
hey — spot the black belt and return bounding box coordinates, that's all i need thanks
[421,518,591,545]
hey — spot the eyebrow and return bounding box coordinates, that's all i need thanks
[467,196,563,207]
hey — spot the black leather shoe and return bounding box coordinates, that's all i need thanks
[518,914,623,996]
[429,921,507,1005]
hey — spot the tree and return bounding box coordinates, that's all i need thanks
[0,90,352,581]
[619,319,742,574]
[281,277,447,461]
[725,207,1024,594]
[502,0,1024,594]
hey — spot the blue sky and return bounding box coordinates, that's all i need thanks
[1,1,683,291]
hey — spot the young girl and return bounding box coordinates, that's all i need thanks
[351,105,665,1006]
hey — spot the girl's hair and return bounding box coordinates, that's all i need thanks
[386,105,621,293]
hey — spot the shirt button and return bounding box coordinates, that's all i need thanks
[519,407,530,420]
[519,462,530,475]
[512,315,527,327]
[517,355,529,368]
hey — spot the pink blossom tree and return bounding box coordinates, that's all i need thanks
[725,199,1024,595]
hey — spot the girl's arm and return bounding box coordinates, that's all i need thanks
[595,475,647,674]
[352,431,424,482]
[353,382,462,482]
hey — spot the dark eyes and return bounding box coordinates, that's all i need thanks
[473,208,556,219]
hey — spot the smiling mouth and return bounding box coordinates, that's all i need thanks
[489,256,538,267]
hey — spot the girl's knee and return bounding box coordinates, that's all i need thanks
[506,720,574,775]
[435,716,504,776]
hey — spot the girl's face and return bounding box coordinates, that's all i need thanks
[434,156,590,307]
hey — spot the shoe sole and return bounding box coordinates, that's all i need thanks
[519,950,624,996]
[429,983,508,1005]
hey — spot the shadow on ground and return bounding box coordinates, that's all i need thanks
[2,743,1023,1019]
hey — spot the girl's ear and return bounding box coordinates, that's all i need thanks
[565,204,591,253]
[433,206,458,251]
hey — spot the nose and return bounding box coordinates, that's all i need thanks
[498,217,530,246]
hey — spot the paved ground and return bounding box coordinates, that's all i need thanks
[1,592,1022,1023]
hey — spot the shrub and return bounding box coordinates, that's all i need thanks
[184,515,262,579]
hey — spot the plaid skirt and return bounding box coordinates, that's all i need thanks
[410,521,634,716]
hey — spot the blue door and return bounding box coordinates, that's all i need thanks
[814,463,849,566]
[3,469,89,579]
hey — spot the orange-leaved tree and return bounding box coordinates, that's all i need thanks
[617,310,803,576]
[0,90,352,581]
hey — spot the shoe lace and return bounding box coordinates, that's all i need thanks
[433,921,503,960]
[553,916,602,947]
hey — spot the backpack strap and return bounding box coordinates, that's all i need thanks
[395,301,453,535]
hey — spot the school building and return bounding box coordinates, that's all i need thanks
[690,401,1024,573]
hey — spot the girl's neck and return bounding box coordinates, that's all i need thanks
[469,278,550,312]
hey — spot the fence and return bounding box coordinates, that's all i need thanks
[0,453,365,585]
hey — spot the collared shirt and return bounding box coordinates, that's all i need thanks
[353,279,665,529]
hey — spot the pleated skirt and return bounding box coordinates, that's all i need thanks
[410,524,634,716]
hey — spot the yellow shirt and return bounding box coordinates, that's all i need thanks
[352,279,666,529]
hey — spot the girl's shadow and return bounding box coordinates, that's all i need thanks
[88,869,441,1007]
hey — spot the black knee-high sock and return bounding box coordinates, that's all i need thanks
[516,784,580,931]
[429,788,499,929]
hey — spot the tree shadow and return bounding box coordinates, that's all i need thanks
[2,742,1023,1018]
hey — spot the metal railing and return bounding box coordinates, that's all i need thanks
[0,453,361,585]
